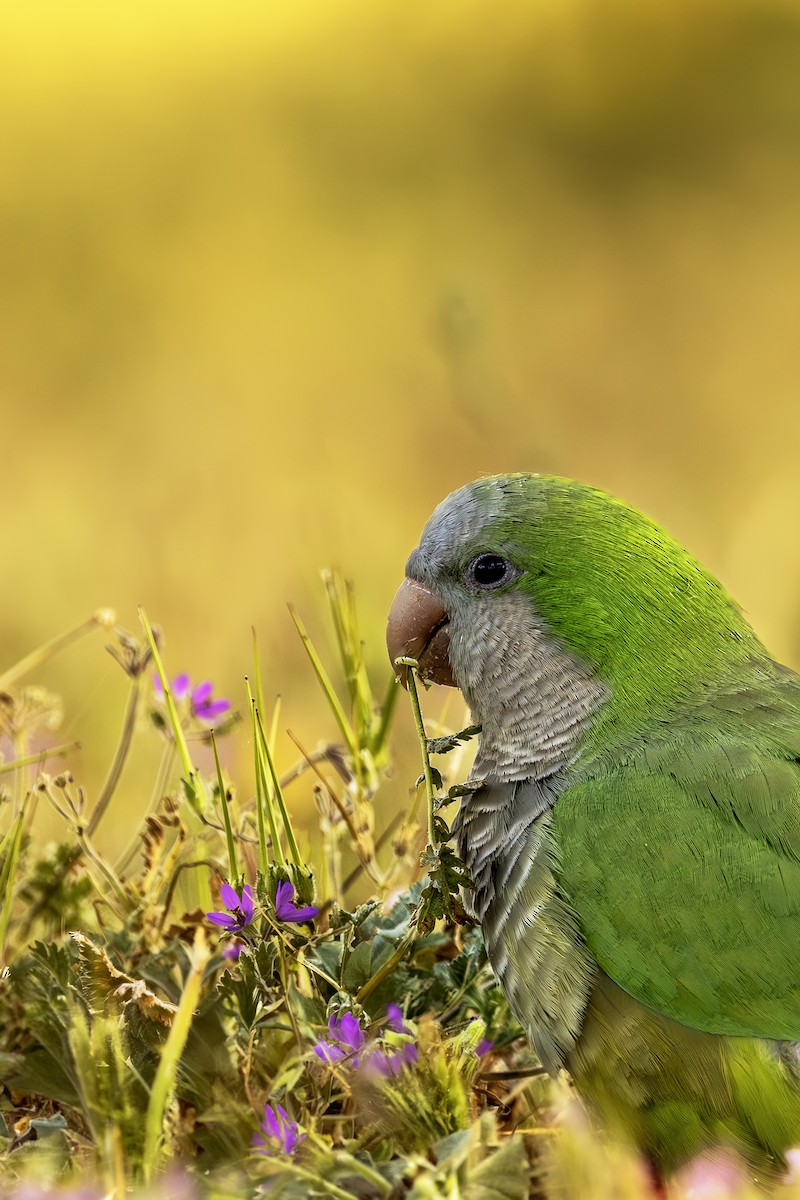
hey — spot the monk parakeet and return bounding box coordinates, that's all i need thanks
[386,474,800,1181]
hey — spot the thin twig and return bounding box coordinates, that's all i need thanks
[87,677,141,837]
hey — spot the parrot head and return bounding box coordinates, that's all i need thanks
[387,474,761,773]
[387,474,540,691]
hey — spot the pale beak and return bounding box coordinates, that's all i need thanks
[386,578,456,688]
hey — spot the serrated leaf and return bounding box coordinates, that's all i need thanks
[427,725,482,756]
[448,783,480,799]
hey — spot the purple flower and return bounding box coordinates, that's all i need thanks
[153,673,231,725]
[386,1003,408,1033]
[153,672,191,701]
[207,883,255,931]
[370,1042,419,1077]
[330,1011,365,1053]
[313,1011,365,1068]
[222,941,244,961]
[312,1038,347,1066]
[476,1038,494,1057]
[252,1101,304,1156]
[275,880,319,923]
[190,680,231,722]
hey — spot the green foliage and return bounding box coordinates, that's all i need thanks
[1,575,766,1199]
[0,580,544,1198]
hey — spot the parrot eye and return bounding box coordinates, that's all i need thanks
[466,553,518,590]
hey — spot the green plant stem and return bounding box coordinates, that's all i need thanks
[87,676,141,837]
[260,718,304,870]
[139,606,202,809]
[156,859,220,934]
[0,741,80,777]
[211,730,239,881]
[373,673,399,757]
[273,1164,373,1200]
[286,731,361,853]
[289,606,357,760]
[330,1152,393,1197]
[0,798,29,966]
[247,680,281,868]
[396,658,437,849]
[276,939,304,1054]
[143,927,210,1182]
[114,741,177,875]
[338,808,404,898]
[79,833,130,912]
[0,608,115,691]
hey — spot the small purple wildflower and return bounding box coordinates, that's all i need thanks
[222,941,244,961]
[275,880,319,923]
[313,1038,347,1066]
[313,1011,365,1068]
[153,672,191,701]
[153,673,231,724]
[207,883,255,932]
[190,679,231,721]
[330,1011,366,1054]
[252,1101,304,1156]
[370,1041,419,1077]
[476,1038,494,1057]
[386,1002,408,1033]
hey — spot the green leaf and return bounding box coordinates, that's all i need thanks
[427,725,482,756]
[464,1136,531,1200]
[342,939,374,991]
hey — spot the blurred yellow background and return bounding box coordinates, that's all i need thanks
[4,0,800,850]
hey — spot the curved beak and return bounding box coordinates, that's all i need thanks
[386,578,456,688]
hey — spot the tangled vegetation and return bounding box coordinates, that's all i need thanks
[0,576,786,1199]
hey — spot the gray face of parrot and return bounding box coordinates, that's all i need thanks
[385,480,607,784]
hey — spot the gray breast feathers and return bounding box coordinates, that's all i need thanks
[454,777,597,1074]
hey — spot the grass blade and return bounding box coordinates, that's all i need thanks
[142,928,210,1181]
[210,730,239,881]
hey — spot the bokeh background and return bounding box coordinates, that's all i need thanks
[5,0,800,850]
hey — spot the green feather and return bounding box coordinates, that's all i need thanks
[556,737,800,1039]
[483,475,764,742]
[569,973,800,1177]
[405,473,800,1178]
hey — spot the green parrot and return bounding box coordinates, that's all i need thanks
[386,473,800,1182]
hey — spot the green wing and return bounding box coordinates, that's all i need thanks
[553,735,800,1040]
